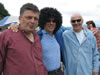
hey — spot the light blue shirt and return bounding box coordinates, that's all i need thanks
[41,30,61,71]
[63,29,99,75]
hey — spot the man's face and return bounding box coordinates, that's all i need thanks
[44,18,56,34]
[87,23,93,29]
[71,14,83,32]
[19,10,39,33]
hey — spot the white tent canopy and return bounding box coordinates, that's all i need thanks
[0,16,19,26]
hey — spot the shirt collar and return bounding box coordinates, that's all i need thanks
[42,29,49,34]
[41,29,55,37]
[72,28,88,38]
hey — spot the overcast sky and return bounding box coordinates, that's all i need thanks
[0,0,100,27]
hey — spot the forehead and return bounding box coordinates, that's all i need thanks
[71,14,82,20]
[22,10,39,17]
[87,23,92,25]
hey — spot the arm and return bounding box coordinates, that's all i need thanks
[93,72,98,75]
[55,30,65,64]
[0,32,9,74]
[8,24,19,32]
[92,36,99,75]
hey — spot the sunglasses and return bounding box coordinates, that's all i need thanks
[47,19,56,23]
[71,19,81,23]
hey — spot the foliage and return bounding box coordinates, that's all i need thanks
[0,3,10,20]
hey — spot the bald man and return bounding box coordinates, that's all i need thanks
[63,13,99,75]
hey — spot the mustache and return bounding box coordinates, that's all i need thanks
[28,23,37,26]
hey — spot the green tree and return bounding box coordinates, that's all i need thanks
[0,3,10,20]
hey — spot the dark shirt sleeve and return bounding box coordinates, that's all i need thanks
[0,31,9,74]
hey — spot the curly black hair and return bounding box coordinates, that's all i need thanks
[38,7,62,34]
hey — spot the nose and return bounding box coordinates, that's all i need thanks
[74,21,79,24]
[30,18,35,23]
[50,21,53,24]
[49,21,55,24]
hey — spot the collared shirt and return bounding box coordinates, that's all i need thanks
[41,30,61,71]
[0,29,47,75]
[63,29,99,75]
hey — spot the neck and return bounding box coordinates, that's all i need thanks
[24,32,34,42]
[49,32,53,36]
[44,29,53,36]
[74,28,83,32]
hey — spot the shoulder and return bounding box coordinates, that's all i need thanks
[37,29,43,35]
[0,29,12,36]
[55,30,63,41]
[37,30,43,40]
[0,29,13,42]
[84,29,96,41]
[55,30,63,36]
[63,29,72,36]
[85,29,94,36]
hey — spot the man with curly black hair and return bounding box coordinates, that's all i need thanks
[38,7,62,34]
[37,7,64,75]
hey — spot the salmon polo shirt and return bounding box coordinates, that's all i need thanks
[0,29,47,75]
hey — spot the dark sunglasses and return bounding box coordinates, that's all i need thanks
[47,19,56,23]
[71,19,81,23]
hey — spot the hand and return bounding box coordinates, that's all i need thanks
[61,62,64,72]
[93,72,98,75]
[8,24,19,32]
